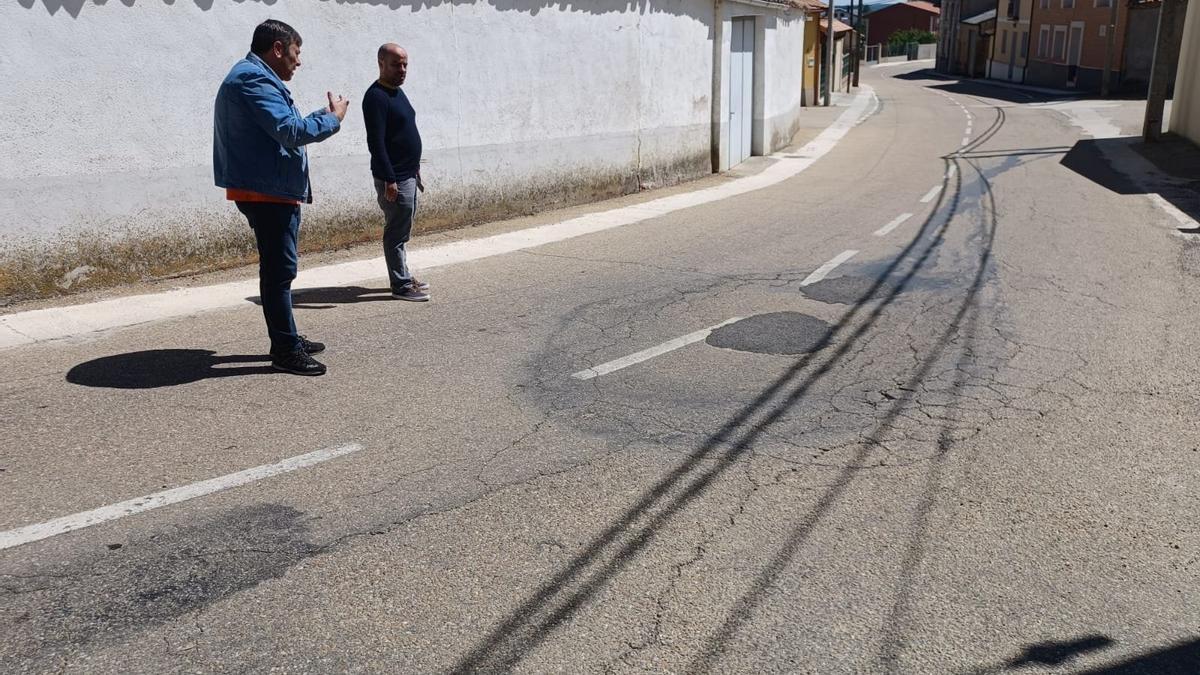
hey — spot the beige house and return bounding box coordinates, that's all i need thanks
[989,0,1033,82]
[1172,0,1200,144]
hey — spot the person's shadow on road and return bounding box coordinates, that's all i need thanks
[67,350,275,389]
[246,286,394,310]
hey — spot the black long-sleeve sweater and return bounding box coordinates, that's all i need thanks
[362,81,422,183]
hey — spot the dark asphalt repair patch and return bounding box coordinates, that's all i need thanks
[800,276,895,305]
[0,504,316,664]
[706,312,833,355]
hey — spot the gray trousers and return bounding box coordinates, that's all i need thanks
[374,177,418,291]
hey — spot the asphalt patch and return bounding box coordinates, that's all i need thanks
[706,312,832,355]
[801,276,895,305]
[0,504,317,665]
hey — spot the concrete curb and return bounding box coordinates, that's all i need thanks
[0,86,879,352]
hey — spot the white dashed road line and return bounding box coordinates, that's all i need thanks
[0,443,365,551]
[874,213,915,237]
[801,250,859,287]
[920,185,944,203]
[571,318,743,380]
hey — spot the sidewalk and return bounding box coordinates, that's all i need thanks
[0,88,879,351]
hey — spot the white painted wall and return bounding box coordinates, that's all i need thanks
[1,0,808,290]
[1,2,711,250]
[1170,0,1200,145]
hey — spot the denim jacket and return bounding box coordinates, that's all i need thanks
[213,53,341,203]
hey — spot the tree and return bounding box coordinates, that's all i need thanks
[888,29,937,45]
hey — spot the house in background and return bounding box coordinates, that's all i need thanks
[989,0,1033,81]
[1025,0,1130,90]
[958,6,996,76]
[937,0,997,74]
[865,1,941,45]
[820,17,857,92]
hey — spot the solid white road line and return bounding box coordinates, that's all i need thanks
[0,443,364,551]
[874,213,915,237]
[800,250,859,287]
[571,318,743,380]
[920,185,944,203]
[0,88,880,351]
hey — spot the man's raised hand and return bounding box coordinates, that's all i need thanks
[327,91,350,121]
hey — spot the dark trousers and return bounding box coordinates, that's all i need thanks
[236,201,301,353]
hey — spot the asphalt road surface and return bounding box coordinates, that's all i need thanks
[2,65,1199,673]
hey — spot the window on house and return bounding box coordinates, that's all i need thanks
[1062,0,1075,8]
[1000,30,1008,54]
[1040,0,1049,7]
[1095,0,1112,6]
[1053,26,1067,61]
[1039,26,1050,58]
[1021,31,1029,57]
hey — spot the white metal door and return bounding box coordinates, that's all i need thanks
[728,17,754,168]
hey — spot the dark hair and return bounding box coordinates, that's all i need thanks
[251,20,302,56]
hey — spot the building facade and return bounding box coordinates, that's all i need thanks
[1170,0,1200,144]
[864,1,941,45]
[989,0,1034,81]
[1025,0,1130,90]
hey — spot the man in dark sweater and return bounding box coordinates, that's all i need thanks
[363,43,430,302]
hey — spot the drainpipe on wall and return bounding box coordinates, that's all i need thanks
[825,1,836,104]
[1099,0,1120,96]
[712,0,725,172]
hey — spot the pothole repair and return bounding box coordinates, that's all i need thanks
[801,275,895,305]
[706,312,833,355]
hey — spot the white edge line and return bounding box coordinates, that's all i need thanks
[571,318,743,380]
[0,443,364,551]
[0,88,879,352]
[800,250,859,287]
[874,213,915,237]
[920,185,944,203]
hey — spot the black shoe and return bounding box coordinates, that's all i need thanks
[298,335,325,354]
[271,348,327,376]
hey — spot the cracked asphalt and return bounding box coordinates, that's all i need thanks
[3,66,1200,673]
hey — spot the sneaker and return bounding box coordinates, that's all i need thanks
[392,285,431,302]
[409,278,431,292]
[298,335,325,354]
[271,348,327,376]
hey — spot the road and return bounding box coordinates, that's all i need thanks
[2,65,1199,673]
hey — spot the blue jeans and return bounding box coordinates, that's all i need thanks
[374,177,418,291]
[236,201,301,353]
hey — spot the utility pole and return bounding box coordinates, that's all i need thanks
[853,0,865,87]
[1099,0,1120,97]
[1143,0,1188,140]
[825,0,836,105]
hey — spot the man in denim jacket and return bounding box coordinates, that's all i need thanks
[214,20,349,376]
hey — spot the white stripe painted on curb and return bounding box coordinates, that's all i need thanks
[571,318,742,380]
[1147,194,1200,239]
[0,443,364,551]
[874,213,915,237]
[0,88,879,352]
[801,250,859,287]
[920,185,944,203]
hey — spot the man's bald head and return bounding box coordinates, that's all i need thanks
[377,43,408,87]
